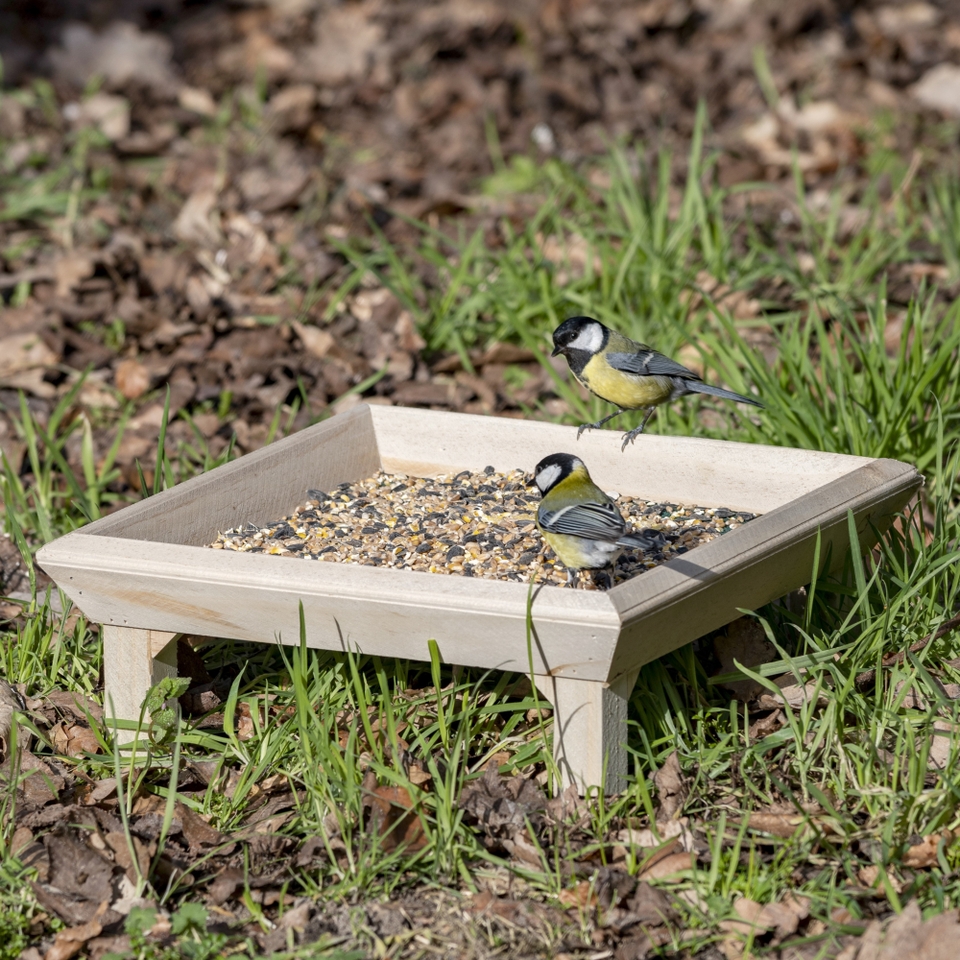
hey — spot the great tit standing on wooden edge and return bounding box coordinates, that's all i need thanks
[551,316,763,450]
[532,452,657,587]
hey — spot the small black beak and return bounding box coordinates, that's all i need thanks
[526,473,539,489]
[551,345,562,357]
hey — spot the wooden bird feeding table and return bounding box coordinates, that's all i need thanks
[37,404,921,793]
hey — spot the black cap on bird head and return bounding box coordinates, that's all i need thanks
[531,452,585,494]
[551,316,607,357]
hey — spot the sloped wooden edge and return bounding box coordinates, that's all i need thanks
[367,404,877,513]
[37,531,623,680]
[63,402,380,546]
[606,458,922,680]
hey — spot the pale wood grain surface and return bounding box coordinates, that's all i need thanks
[102,625,177,739]
[535,670,639,793]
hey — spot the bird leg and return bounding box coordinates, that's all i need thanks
[576,408,626,440]
[620,407,657,451]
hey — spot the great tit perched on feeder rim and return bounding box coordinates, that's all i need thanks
[551,316,762,450]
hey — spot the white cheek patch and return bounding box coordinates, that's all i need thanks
[569,323,604,354]
[535,462,562,492]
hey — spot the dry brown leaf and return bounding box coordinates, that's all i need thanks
[558,879,596,909]
[754,680,828,711]
[49,22,177,93]
[929,719,957,770]
[68,93,130,142]
[178,86,217,117]
[43,917,103,960]
[858,864,904,894]
[208,867,243,905]
[362,776,428,854]
[536,232,601,283]
[408,764,432,786]
[40,832,113,922]
[653,751,687,821]
[718,916,755,937]
[637,851,693,882]
[480,342,539,366]
[744,810,816,838]
[857,899,960,960]
[44,691,104,723]
[304,4,384,86]
[79,778,117,805]
[236,702,255,741]
[173,187,222,248]
[114,359,151,400]
[0,332,57,378]
[627,880,678,926]
[53,253,96,298]
[613,932,654,960]
[502,828,545,868]
[748,709,785,739]
[713,618,775,701]
[103,831,152,881]
[51,721,100,758]
[616,817,691,850]
[0,679,27,757]
[902,830,952,869]
[757,899,805,940]
[0,368,55,398]
[77,377,121,411]
[875,3,940,36]
[237,164,310,212]
[911,64,960,117]
[10,824,34,857]
[395,311,426,353]
[177,802,226,854]
[545,782,587,822]
[721,900,802,960]
[292,321,335,359]
[266,84,316,132]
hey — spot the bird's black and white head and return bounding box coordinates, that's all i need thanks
[532,452,586,495]
[551,316,608,358]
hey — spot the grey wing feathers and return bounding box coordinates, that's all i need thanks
[539,501,627,542]
[616,532,657,550]
[607,349,697,380]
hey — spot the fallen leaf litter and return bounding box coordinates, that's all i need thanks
[208,467,756,589]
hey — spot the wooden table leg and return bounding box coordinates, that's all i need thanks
[534,670,639,795]
[101,625,178,740]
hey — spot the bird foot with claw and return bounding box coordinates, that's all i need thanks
[620,426,645,451]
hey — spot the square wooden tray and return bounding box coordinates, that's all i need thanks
[37,404,921,792]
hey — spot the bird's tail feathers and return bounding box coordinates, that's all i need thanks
[687,381,763,408]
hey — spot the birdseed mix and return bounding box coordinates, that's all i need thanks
[208,468,757,589]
